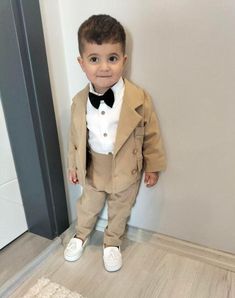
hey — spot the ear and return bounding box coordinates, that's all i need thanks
[123,54,128,66]
[77,56,85,71]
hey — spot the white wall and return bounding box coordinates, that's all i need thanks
[40,0,235,253]
[0,98,27,249]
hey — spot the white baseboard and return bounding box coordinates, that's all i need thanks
[95,218,235,272]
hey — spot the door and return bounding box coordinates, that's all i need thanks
[0,98,27,249]
[0,0,68,239]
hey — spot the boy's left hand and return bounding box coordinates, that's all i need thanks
[144,172,159,187]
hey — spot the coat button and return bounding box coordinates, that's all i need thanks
[133,149,138,155]
[131,169,137,175]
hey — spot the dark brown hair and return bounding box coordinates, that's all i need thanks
[78,14,126,55]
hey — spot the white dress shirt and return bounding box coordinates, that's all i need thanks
[86,77,125,154]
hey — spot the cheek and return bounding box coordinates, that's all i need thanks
[85,73,95,82]
[115,65,124,75]
[83,66,95,77]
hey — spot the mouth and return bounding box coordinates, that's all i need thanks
[97,76,112,78]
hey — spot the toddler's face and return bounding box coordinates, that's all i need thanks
[78,41,127,94]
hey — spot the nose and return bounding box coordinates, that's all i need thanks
[100,61,110,71]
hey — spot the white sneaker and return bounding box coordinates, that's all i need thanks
[103,246,122,272]
[64,237,88,262]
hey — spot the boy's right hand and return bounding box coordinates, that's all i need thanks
[68,169,79,184]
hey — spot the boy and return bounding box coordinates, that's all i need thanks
[64,14,166,272]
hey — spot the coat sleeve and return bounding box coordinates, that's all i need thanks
[142,91,167,172]
[67,102,77,171]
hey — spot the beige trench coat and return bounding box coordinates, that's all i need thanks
[68,79,166,192]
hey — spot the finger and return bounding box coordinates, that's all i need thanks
[146,180,152,187]
[70,177,76,184]
[69,178,75,184]
[146,177,151,187]
[69,175,78,184]
[147,177,156,187]
[144,174,149,183]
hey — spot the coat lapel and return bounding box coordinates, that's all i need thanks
[114,79,143,156]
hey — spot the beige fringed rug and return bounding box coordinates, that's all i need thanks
[23,278,84,298]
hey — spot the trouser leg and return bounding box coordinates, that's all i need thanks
[76,186,106,241]
[104,181,141,246]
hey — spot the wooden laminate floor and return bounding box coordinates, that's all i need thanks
[10,230,235,298]
[0,232,52,287]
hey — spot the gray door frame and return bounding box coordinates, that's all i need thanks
[0,0,69,239]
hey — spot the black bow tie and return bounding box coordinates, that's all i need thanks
[89,88,114,109]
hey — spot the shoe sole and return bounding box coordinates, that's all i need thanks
[103,262,122,272]
[64,252,82,262]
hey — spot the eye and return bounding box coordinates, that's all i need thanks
[89,56,99,63]
[109,55,119,63]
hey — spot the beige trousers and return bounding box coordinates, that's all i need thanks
[76,149,141,246]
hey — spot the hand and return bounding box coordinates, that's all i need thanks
[68,169,79,184]
[144,172,159,188]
